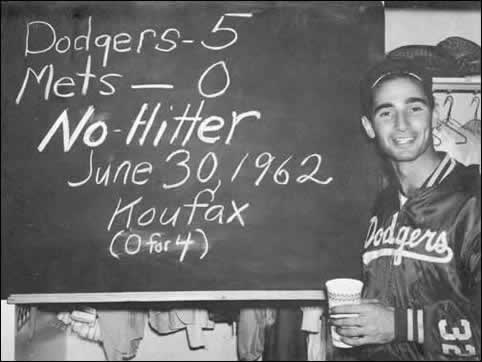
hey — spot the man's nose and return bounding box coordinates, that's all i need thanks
[394,110,408,131]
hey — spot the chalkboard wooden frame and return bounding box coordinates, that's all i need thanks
[8,290,324,304]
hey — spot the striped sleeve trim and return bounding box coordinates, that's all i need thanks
[417,309,424,344]
[395,308,424,344]
[407,308,414,341]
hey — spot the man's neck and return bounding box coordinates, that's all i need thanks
[391,150,443,197]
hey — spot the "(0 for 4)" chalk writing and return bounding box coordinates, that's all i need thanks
[109,228,209,262]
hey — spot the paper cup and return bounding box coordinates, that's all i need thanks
[325,278,364,348]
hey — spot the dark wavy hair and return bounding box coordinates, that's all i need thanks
[360,58,435,118]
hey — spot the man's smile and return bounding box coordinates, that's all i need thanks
[392,136,416,145]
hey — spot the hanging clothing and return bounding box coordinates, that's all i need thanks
[433,122,480,167]
[300,306,326,361]
[237,308,277,361]
[263,307,307,361]
[97,309,146,361]
[463,119,481,138]
[148,309,215,349]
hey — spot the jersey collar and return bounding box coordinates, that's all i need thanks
[398,153,456,207]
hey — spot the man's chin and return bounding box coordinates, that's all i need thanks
[385,150,420,162]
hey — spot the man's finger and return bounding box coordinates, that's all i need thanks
[330,316,362,327]
[360,298,379,304]
[331,304,366,314]
[330,317,362,327]
[340,335,371,347]
[336,326,364,337]
[331,301,380,314]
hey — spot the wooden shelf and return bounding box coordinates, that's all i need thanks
[433,76,481,92]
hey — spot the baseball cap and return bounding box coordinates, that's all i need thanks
[360,58,434,117]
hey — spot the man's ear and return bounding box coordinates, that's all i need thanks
[361,116,375,139]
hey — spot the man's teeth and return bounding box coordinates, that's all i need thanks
[394,137,414,144]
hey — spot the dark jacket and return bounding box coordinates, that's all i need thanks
[359,160,481,361]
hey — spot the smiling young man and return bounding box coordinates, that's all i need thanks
[331,58,481,360]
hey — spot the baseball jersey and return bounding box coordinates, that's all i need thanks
[360,154,481,360]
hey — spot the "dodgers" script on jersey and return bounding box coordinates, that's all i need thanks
[362,212,454,266]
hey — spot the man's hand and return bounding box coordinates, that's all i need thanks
[330,299,395,347]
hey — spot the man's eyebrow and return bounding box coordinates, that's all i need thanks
[373,103,393,114]
[406,97,428,105]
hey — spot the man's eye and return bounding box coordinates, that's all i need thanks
[379,111,391,117]
[409,105,425,112]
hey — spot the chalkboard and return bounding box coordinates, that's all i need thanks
[2,2,383,300]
